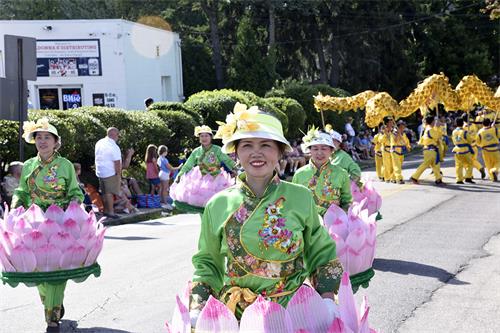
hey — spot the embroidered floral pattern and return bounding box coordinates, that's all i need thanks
[309,165,341,211]
[258,197,301,255]
[234,205,249,224]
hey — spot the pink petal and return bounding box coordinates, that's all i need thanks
[338,272,359,333]
[60,244,86,269]
[80,212,97,238]
[63,201,89,224]
[327,318,354,333]
[359,297,371,333]
[22,230,48,250]
[38,219,62,239]
[13,218,32,236]
[324,204,349,238]
[62,219,81,239]
[49,231,76,252]
[169,295,191,333]
[34,244,62,272]
[83,227,105,266]
[10,245,37,272]
[45,205,65,225]
[0,246,15,272]
[345,228,367,275]
[329,232,347,269]
[195,296,239,332]
[286,285,333,332]
[20,204,45,228]
[1,230,20,255]
[239,296,293,332]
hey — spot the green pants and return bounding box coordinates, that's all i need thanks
[38,282,66,324]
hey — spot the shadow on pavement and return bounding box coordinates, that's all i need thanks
[373,258,469,285]
[60,320,133,333]
[104,236,158,241]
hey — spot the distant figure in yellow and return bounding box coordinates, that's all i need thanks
[462,113,486,179]
[380,117,395,182]
[438,115,449,162]
[372,125,385,181]
[451,118,474,184]
[391,120,411,184]
[476,118,500,181]
[410,115,444,185]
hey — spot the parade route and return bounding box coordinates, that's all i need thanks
[1,155,499,333]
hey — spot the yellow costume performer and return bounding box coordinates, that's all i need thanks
[380,118,394,182]
[390,121,411,184]
[372,127,385,181]
[462,115,486,179]
[451,118,474,184]
[438,118,449,162]
[476,119,500,181]
[410,115,443,185]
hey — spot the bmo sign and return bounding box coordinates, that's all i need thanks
[61,88,82,109]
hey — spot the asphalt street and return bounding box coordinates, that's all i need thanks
[1,152,499,333]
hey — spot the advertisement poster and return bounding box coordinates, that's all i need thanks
[36,39,102,77]
[92,93,105,106]
[62,88,82,109]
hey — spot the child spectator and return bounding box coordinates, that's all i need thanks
[145,144,161,195]
[2,161,23,205]
[73,162,93,212]
[157,145,182,210]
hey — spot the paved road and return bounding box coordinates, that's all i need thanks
[1,153,499,333]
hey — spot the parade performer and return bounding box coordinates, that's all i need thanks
[410,115,444,185]
[372,125,385,181]
[170,124,236,213]
[451,118,474,184]
[438,116,449,162]
[292,128,352,215]
[380,117,395,182]
[390,120,411,184]
[5,118,103,332]
[476,118,500,181]
[189,106,343,323]
[329,130,362,183]
[462,113,486,179]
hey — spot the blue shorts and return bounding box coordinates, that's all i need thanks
[149,178,161,185]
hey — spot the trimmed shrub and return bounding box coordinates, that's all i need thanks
[149,101,203,124]
[264,97,306,139]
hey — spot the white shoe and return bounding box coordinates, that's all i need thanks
[161,203,173,210]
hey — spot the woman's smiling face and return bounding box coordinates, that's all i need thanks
[236,138,280,179]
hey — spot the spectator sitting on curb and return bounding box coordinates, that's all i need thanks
[2,161,23,206]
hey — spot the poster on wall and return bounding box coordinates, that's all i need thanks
[62,88,82,110]
[36,39,102,77]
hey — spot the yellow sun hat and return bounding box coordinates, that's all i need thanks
[194,125,213,137]
[215,102,292,154]
[22,118,60,144]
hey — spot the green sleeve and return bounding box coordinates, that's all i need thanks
[11,159,33,208]
[63,159,85,203]
[215,146,236,170]
[191,205,225,306]
[176,148,199,178]
[340,172,352,210]
[303,194,343,294]
[347,157,362,180]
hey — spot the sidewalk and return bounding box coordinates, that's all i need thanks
[100,207,163,226]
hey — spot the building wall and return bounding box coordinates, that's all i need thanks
[0,19,183,110]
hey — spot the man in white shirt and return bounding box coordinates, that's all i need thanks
[95,127,122,218]
[345,116,356,144]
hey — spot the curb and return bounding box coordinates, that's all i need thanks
[102,208,163,226]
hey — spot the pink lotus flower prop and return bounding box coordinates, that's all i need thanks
[350,181,382,216]
[324,202,377,276]
[171,167,235,207]
[0,202,106,273]
[166,273,377,332]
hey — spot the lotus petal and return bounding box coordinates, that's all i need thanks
[10,245,37,272]
[169,295,191,333]
[1,230,20,255]
[0,246,15,272]
[21,204,45,228]
[13,218,32,236]
[80,212,97,238]
[324,204,349,240]
[83,227,105,266]
[45,205,65,225]
[49,231,76,252]
[358,297,371,333]
[38,219,62,239]
[34,244,62,272]
[338,272,359,332]
[330,232,347,269]
[195,296,238,333]
[239,296,293,332]
[63,201,89,224]
[345,228,367,275]
[327,318,354,333]
[22,230,48,249]
[60,244,86,269]
[62,219,81,239]
[3,206,26,232]
[286,285,334,332]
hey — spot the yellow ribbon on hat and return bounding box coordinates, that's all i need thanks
[221,286,294,314]
[194,125,212,137]
[214,102,260,143]
[301,125,321,144]
[22,118,50,141]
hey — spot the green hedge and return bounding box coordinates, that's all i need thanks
[266,82,353,133]
[183,89,289,136]
[148,101,203,125]
[264,97,306,139]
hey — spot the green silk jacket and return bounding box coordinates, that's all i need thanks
[12,152,84,210]
[190,173,343,313]
[331,149,362,181]
[177,144,236,178]
[292,161,352,214]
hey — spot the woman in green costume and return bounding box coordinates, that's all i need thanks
[292,128,352,215]
[170,124,238,212]
[189,104,343,323]
[11,118,84,332]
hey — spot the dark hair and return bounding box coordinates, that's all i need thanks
[235,139,288,157]
[34,131,58,141]
[483,118,491,126]
[425,115,435,125]
[455,118,464,127]
[144,97,154,107]
[145,144,158,163]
